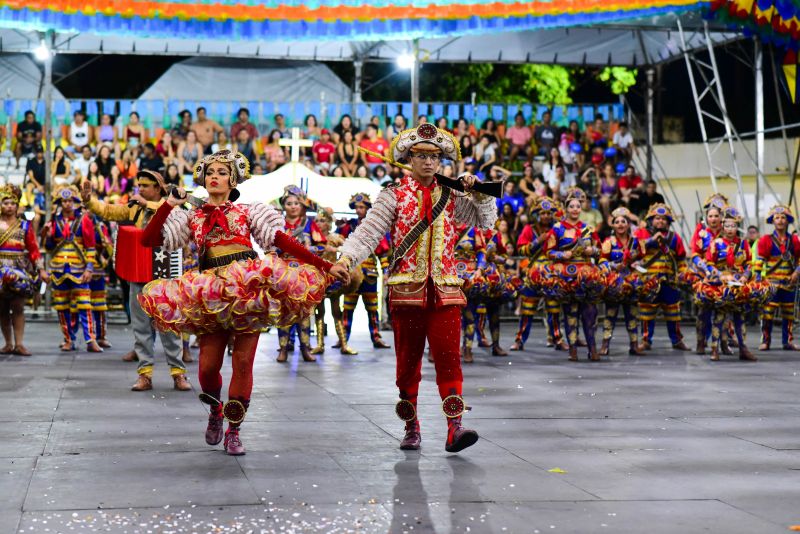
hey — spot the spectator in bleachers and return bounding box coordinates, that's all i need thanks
[123,111,146,156]
[612,121,636,162]
[274,113,290,139]
[580,195,604,233]
[14,110,42,164]
[475,134,498,175]
[333,114,358,145]
[496,217,517,256]
[533,110,559,156]
[211,130,233,154]
[549,164,573,200]
[235,128,259,170]
[177,131,202,176]
[435,117,449,131]
[73,145,94,179]
[597,162,619,220]
[386,113,407,143]
[440,162,456,178]
[263,129,286,172]
[506,112,532,163]
[577,154,601,205]
[67,110,91,156]
[618,164,643,208]
[355,165,369,179]
[164,163,181,187]
[416,114,428,125]
[586,113,607,148]
[94,113,116,149]
[454,118,476,143]
[337,129,359,176]
[171,109,192,140]
[191,107,224,155]
[562,119,585,170]
[25,147,45,191]
[51,146,72,186]
[517,163,538,201]
[19,179,45,236]
[542,147,564,185]
[156,131,177,167]
[479,118,498,141]
[303,114,321,150]
[105,166,125,204]
[373,165,388,183]
[458,135,474,174]
[497,181,525,216]
[85,161,105,199]
[116,148,139,181]
[312,129,336,175]
[252,163,265,175]
[331,165,345,178]
[464,158,481,180]
[95,145,115,179]
[368,116,384,140]
[138,143,164,173]
[359,124,388,172]
[630,179,664,218]
[230,107,259,143]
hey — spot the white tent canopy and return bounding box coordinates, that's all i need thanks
[0,54,65,99]
[234,161,383,215]
[0,12,739,68]
[139,58,352,103]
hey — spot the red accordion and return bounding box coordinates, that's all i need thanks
[113,225,182,283]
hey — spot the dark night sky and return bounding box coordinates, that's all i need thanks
[45,40,799,144]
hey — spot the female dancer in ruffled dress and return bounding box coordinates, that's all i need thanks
[0,185,48,355]
[140,150,343,455]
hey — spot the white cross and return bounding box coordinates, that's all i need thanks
[279,127,313,164]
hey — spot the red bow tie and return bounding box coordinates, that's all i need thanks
[201,203,231,237]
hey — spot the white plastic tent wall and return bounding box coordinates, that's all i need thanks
[138,58,352,104]
[0,54,66,99]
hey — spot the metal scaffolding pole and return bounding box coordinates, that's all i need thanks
[352,59,363,126]
[646,67,655,181]
[755,39,765,228]
[41,30,54,311]
[411,39,420,123]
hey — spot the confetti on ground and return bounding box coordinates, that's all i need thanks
[548,468,568,474]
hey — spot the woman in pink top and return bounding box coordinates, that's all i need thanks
[506,112,532,163]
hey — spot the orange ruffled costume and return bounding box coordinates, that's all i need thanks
[139,255,327,335]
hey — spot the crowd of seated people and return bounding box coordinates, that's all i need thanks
[4,106,656,252]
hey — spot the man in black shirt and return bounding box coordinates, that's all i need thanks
[533,110,559,156]
[25,147,46,190]
[137,143,164,173]
[15,110,43,164]
[630,180,665,218]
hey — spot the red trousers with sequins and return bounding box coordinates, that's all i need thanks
[391,283,463,403]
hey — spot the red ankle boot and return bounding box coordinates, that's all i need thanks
[400,420,421,450]
[445,416,478,453]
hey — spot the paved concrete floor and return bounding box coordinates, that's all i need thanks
[1,320,799,533]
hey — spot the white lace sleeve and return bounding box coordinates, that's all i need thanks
[162,209,192,252]
[339,188,396,267]
[454,191,498,230]
[248,202,286,250]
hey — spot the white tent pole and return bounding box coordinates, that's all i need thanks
[353,59,363,127]
[42,30,54,312]
[646,67,655,181]
[755,38,765,228]
[411,39,420,124]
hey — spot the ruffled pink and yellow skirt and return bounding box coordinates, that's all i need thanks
[138,255,328,335]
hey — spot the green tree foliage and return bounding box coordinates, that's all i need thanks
[436,64,574,104]
[597,67,638,95]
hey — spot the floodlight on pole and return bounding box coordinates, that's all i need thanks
[33,41,51,62]
[396,53,416,70]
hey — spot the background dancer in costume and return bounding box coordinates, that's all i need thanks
[338,192,392,350]
[702,206,760,361]
[754,204,800,351]
[514,197,566,351]
[310,209,360,356]
[332,123,497,453]
[81,171,189,391]
[0,185,48,356]
[635,203,691,351]
[690,193,728,355]
[543,188,603,362]
[479,226,515,357]
[599,207,645,356]
[90,219,113,349]
[276,185,327,363]
[141,150,340,456]
[45,186,103,353]
[454,223,487,364]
